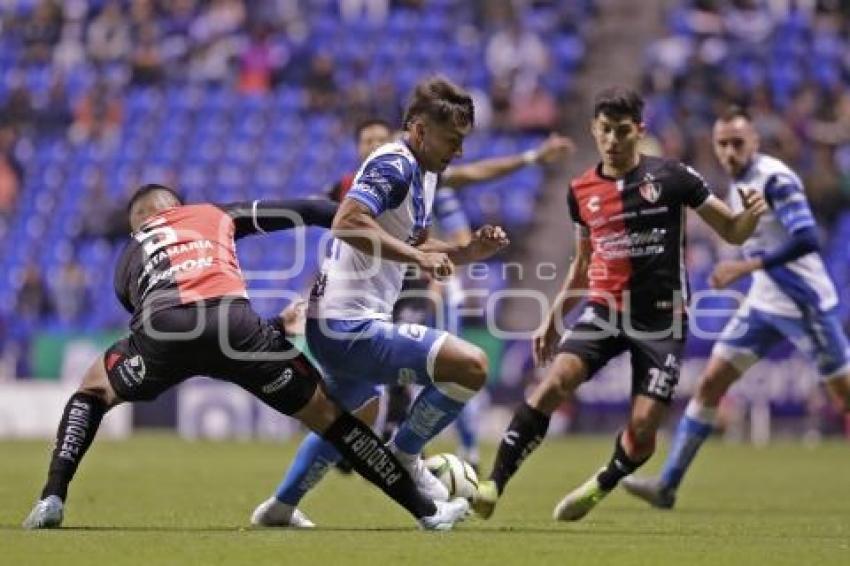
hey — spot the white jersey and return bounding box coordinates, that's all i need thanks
[728,153,837,317]
[307,141,438,320]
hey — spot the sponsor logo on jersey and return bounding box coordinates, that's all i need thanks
[586,195,601,213]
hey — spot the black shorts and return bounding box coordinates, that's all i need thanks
[556,302,686,404]
[104,298,320,415]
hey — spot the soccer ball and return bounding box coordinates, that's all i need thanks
[425,453,479,500]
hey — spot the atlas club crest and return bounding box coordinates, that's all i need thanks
[639,173,662,203]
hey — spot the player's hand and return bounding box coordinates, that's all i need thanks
[278,299,307,335]
[737,187,768,218]
[418,252,455,279]
[533,319,561,367]
[465,225,510,261]
[534,134,576,165]
[709,259,755,289]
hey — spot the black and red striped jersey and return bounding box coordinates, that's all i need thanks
[567,155,712,317]
[113,199,336,330]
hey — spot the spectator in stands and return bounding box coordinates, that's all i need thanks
[86,1,131,66]
[681,0,724,37]
[305,53,339,113]
[129,0,159,38]
[509,80,558,133]
[159,0,197,68]
[16,264,53,322]
[237,23,288,94]
[0,127,22,218]
[488,78,513,132]
[187,0,245,86]
[78,173,129,243]
[53,258,89,325]
[486,19,548,97]
[190,0,245,43]
[724,0,774,45]
[70,81,124,145]
[1,87,35,136]
[20,0,63,64]
[130,24,166,86]
[339,0,389,24]
[34,77,73,138]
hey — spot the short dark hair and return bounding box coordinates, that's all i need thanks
[402,76,474,130]
[593,86,644,123]
[717,104,752,123]
[354,118,392,142]
[126,183,183,214]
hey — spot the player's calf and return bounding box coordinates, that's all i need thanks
[25,356,116,529]
[295,387,463,527]
[474,355,586,519]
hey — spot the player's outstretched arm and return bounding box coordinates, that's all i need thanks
[441,133,574,189]
[418,225,509,265]
[225,198,339,239]
[533,227,591,367]
[333,198,454,278]
[696,189,767,245]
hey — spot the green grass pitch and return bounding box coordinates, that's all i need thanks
[2,434,848,565]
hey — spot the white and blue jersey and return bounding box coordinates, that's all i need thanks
[308,141,437,321]
[306,141,448,404]
[727,153,837,317]
[714,153,850,380]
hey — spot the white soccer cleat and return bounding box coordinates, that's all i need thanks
[389,446,450,502]
[250,497,316,528]
[418,497,470,531]
[22,495,64,529]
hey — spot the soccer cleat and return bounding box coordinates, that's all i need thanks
[390,447,450,502]
[471,479,499,519]
[22,495,64,529]
[621,475,676,509]
[418,497,470,531]
[250,497,316,528]
[552,469,610,521]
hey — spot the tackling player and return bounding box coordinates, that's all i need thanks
[472,87,767,522]
[622,106,850,509]
[22,185,470,531]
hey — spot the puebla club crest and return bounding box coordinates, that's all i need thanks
[639,174,662,203]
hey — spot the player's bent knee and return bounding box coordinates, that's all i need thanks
[79,358,120,407]
[296,387,343,434]
[529,354,586,413]
[460,347,488,390]
[549,354,586,395]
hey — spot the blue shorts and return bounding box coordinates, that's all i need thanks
[306,318,448,410]
[713,305,850,380]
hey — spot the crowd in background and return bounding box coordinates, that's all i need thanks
[0,0,594,377]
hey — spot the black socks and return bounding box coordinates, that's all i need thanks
[322,411,436,519]
[41,392,108,501]
[490,402,551,495]
[596,432,651,491]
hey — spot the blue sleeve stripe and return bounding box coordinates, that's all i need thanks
[346,191,383,216]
